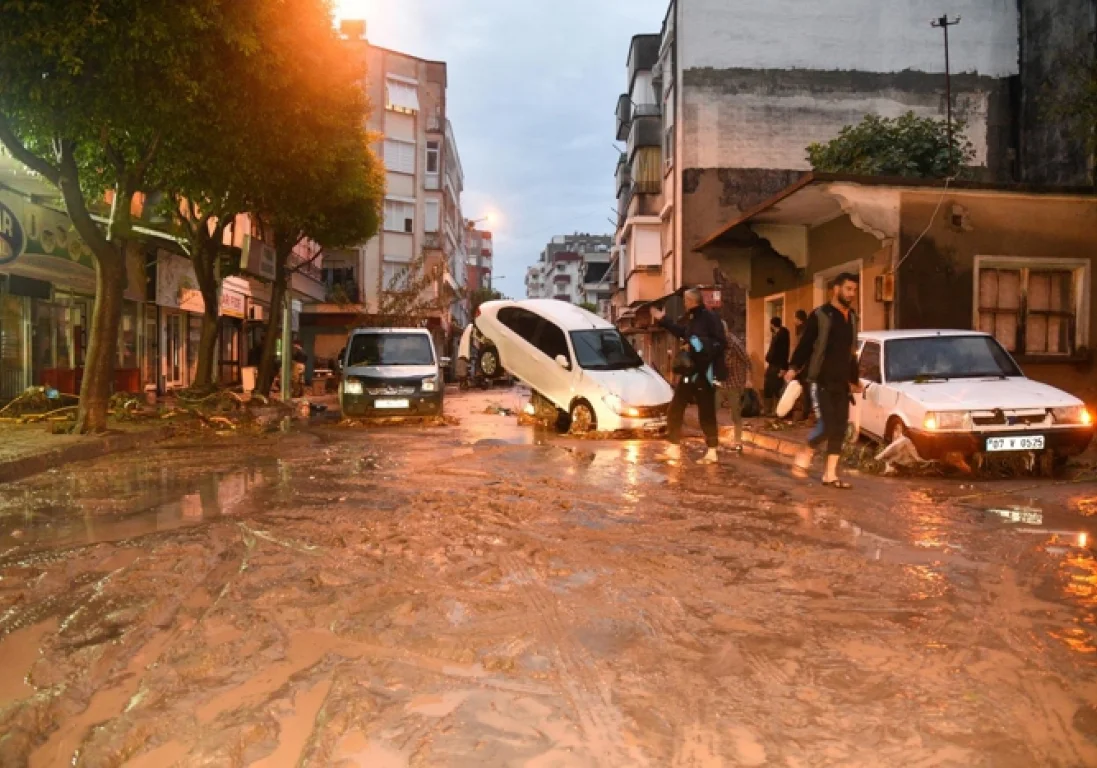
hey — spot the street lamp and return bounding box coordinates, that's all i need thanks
[931,14,961,174]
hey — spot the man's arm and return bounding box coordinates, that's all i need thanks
[789,312,819,372]
[657,316,689,339]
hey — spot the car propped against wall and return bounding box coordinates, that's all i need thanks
[468,299,673,432]
[856,330,1094,473]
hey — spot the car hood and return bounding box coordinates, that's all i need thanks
[891,377,1082,410]
[345,365,436,379]
[582,366,673,406]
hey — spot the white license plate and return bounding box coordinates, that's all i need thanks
[986,435,1046,452]
[374,399,410,410]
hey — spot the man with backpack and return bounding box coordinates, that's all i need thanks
[651,288,727,465]
[785,273,863,488]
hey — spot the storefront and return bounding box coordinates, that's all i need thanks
[0,191,147,399]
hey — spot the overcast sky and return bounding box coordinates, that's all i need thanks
[335,0,669,300]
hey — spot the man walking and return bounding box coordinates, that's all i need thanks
[651,288,726,465]
[718,319,750,452]
[793,309,812,421]
[764,317,791,415]
[786,273,862,488]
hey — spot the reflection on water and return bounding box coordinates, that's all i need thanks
[0,462,276,550]
[986,505,1044,526]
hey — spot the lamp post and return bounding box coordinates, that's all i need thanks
[931,14,961,174]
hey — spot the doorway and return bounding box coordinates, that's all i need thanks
[164,312,185,389]
[763,294,785,357]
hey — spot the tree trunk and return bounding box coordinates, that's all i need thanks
[191,241,221,391]
[256,249,288,397]
[75,249,126,433]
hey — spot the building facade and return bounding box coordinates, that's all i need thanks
[525,233,613,311]
[466,226,494,293]
[304,22,467,369]
[613,0,1095,327]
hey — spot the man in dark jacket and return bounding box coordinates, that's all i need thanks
[786,273,862,488]
[651,288,726,465]
[764,317,791,415]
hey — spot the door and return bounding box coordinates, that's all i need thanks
[529,317,574,407]
[165,313,185,389]
[495,307,541,386]
[857,340,886,440]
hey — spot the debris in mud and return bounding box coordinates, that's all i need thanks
[340,414,460,428]
[483,404,516,416]
[0,386,79,423]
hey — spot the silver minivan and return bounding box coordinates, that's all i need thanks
[339,328,443,418]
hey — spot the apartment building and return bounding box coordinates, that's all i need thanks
[613,0,1094,329]
[525,233,613,312]
[303,21,466,366]
[466,226,494,293]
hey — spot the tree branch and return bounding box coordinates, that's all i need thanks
[128,132,162,192]
[0,113,62,185]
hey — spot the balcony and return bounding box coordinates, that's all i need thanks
[627,114,662,159]
[615,94,631,141]
[628,34,660,90]
[615,153,631,195]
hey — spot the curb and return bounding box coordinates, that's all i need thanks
[731,427,803,459]
[0,426,175,485]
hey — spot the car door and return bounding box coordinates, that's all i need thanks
[858,340,886,440]
[528,317,574,407]
[495,307,541,385]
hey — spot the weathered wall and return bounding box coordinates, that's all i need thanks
[896,190,1097,399]
[1019,0,1097,185]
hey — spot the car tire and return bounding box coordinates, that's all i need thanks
[479,346,501,379]
[1037,451,1056,478]
[569,400,597,434]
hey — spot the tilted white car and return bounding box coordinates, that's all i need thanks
[856,330,1094,470]
[471,299,673,432]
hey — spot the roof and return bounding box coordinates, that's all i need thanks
[696,172,1097,251]
[859,329,992,342]
[483,299,613,331]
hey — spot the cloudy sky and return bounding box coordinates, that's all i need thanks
[334,0,669,300]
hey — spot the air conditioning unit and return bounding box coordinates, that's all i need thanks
[875,273,895,303]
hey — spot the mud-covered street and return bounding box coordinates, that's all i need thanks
[2,389,1097,767]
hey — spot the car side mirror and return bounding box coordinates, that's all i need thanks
[555,355,570,370]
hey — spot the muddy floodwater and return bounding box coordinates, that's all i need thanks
[1,390,1097,766]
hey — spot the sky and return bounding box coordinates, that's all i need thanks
[333,0,669,300]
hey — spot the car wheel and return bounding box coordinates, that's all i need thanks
[569,400,596,434]
[479,346,501,378]
[1037,451,1056,478]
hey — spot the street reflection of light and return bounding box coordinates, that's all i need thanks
[622,443,642,504]
[1048,627,1097,655]
[987,506,1044,526]
[1080,532,1089,549]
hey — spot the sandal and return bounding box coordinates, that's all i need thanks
[822,480,853,490]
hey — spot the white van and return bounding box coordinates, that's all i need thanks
[471,299,673,432]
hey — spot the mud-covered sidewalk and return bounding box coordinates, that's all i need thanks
[2,390,1096,766]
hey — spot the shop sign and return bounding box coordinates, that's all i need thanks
[0,198,26,265]
[9,194,93,269]
[240,234,277,281]
[220,289,246,319]
[156,250,204,312]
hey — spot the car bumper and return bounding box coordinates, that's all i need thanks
[340,392,443,418]
[906,426,1095,460]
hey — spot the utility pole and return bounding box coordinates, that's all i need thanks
[931,14,961,173]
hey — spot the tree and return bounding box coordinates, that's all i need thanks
[806,112,975,179]
[470,286,504,316]
[0,0,234,431]
[579,301,600,314]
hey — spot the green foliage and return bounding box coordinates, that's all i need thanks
[806,112,975,179]
[579,301,599,314]
[470,287,504,315]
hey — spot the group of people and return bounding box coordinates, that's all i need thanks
[650,272,861,488]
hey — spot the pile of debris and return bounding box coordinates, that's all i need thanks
[339,414,459,428]
[0,387,79,424]
[161,388,299,434]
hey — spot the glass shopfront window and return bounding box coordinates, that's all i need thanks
[143,305,158,388]
[187,314,202,385]
[117,301,139,369]
[0,294,28,400]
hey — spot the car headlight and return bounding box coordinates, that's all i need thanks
[924,411,966,430]
[343,380,364,395]
[602,394,641,418]
[1052,406,1092,426]
[421,377,438,392]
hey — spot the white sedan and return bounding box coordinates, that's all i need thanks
[856,330,1093,471]
[470,299,673,432]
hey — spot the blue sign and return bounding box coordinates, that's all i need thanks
[0,199,26,265]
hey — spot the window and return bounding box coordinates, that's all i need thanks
[663,123,675,171]
[425,141,440,175]
[385,78,419,114]
[498,307,540,343]
[382,261,410,290]
[977,261,1083,356]
[884,335,1021,383]
[383,139,416,175]
[347,332,434,367]
[424,200,440,233]
[571,329,642,371]
[535,320,570,363]
[383,199,415,234]
[858,341,882,383]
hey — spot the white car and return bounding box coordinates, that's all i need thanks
[470,299,673,432]
[856,329,1094,469]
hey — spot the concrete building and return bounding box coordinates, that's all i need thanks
[466,226,494,293]
[614,0,1096,334]
[303,22,466,368]
[525,233,613,310]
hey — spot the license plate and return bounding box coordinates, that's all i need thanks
[374,399,410,410]
[986,435,1045,452]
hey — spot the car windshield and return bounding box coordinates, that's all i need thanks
[347,333,434,367]
[884,335,1021,383]
[570,329,644,371]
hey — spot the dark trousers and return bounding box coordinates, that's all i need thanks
[667,377,719,448]
[807,385,850,456]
